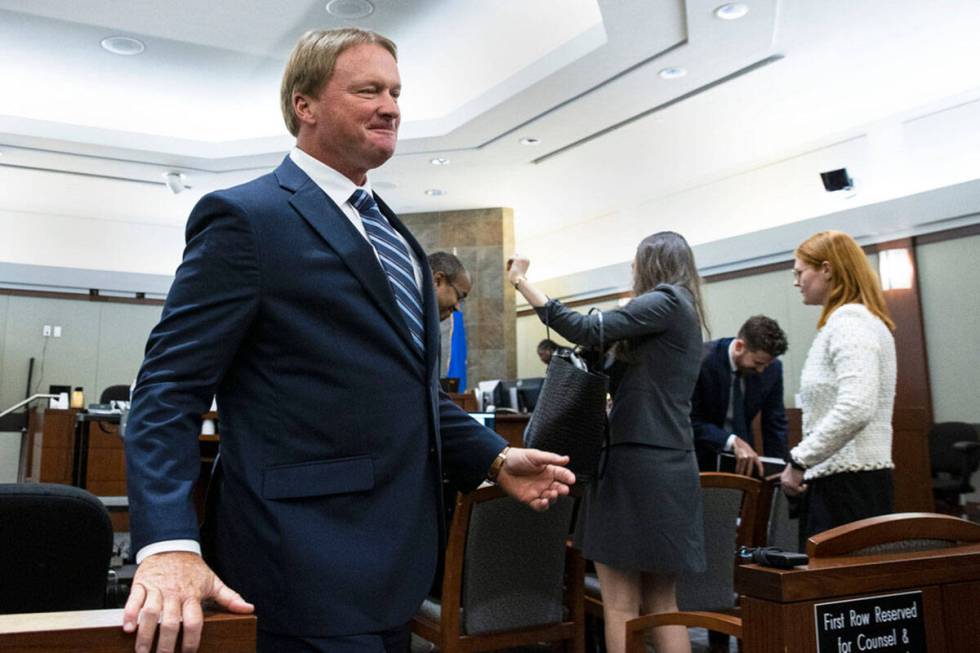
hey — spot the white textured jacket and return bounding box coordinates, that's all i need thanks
[792,303,897,479]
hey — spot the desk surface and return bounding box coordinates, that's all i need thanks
[0,609,256,653]
[736,542,980,602]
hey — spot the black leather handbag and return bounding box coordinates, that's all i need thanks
[523,310,609,486]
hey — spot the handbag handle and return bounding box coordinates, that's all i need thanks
[542,304,606,369]
[588,307,605,356]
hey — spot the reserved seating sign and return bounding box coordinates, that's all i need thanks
[814,590,925,652]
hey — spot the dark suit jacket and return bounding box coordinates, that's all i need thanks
[690,338,788,464]
[124,157,506,637]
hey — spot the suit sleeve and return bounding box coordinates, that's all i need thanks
[760,362,789,460]
[125,193,261,554]
[436,391,507,492]
[535,285,680,347]
[690,370,733,453]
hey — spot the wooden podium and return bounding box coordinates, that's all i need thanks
[735,543,980,652]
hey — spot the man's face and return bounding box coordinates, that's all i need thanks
[434,271,470,321]
[537,347,553,365]
[298,43,401,184]
[732,339,775,375]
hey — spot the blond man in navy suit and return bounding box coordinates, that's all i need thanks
[122,28,573,653]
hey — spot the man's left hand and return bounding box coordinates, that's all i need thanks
[496,448,575,511]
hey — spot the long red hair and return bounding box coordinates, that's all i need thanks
[795,230,895,331]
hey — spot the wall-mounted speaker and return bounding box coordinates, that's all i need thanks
[820,168,853,192]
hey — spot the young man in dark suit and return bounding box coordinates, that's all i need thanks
[121,28,574,653]
[691,315,789,476]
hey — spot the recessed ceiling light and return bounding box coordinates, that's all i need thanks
[714,3,750,20]
[658,67,687,80]
[325,0,374,19]
[100,36,145,56]
[424,188,445,197]
[519,137,541,146]
[430,157,450,166]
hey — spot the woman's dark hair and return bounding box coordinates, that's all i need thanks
[617,231,708,360]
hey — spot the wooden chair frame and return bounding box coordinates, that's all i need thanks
[411,485,585,653]
[625,611,742,653]
[807,511,980,558]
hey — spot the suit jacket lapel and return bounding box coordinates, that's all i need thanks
[275,158,421,365]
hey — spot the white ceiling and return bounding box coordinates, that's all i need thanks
[2,0,980,280]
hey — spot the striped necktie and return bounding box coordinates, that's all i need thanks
[349,189,425,355]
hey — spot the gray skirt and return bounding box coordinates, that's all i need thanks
[573,443,706,574]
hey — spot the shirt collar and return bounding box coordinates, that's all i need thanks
[727,339,738,374]
[289,147,372,207]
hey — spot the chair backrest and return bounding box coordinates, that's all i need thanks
[807,512,980,558]
[766,480,801,552]
[99,385,132,404]
[928,422,979,476]
[458,486,575,635]
[677,472,762,612]
[0,483,113,614]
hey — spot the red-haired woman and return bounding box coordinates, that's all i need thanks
[781,230,897,537]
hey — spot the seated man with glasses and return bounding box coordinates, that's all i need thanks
[428,251,471,322]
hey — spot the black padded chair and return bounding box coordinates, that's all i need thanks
[928,422,980,510]
[0,483,113,614]
[412,485,583,653]
[99,384,132,404]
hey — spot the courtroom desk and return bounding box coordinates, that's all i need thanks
[735,543,980,652]
[30,408,77,485]
[28,409,124,493]
[492,413,529,448]
[448,391,477,412]
[0,609,256,653]
[73,413,126,496]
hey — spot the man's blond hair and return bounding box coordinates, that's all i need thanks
[280,28,397,137]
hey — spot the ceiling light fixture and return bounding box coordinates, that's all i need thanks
[100,36,146,56]
[430,157,450,166]
[658,67,687,80]
[714,3,750,20]
[163,172,186,195]
[519,137,541,146]
[424,188,445,197]
[325,0,375,19]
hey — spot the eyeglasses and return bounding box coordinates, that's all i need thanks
[448,281,468,307]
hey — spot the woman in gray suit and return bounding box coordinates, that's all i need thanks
[508,231,707,653]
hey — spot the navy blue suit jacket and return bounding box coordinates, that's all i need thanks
[124,157,506,637]
[690,338,788,463]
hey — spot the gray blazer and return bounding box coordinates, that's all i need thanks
[536,283,703,450]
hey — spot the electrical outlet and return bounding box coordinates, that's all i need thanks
[53,326,62,338]
[42,325,52,337]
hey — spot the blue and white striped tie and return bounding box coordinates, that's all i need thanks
[350,189,426,354]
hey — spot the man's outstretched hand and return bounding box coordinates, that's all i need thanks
[122,551,254,653]
[496,447,575,511]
